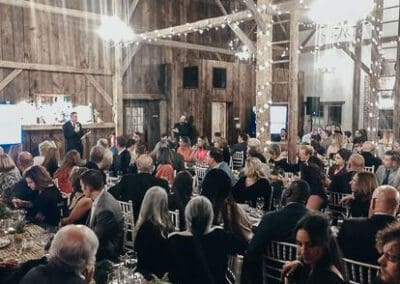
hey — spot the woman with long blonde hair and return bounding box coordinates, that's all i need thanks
[134,186,173,280]
[232,157,271,210]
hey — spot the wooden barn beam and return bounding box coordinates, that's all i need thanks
[302,35,399,53]
[0,0,103,21]
[340,45,370,75]
[134,10,254,41]
[85,75,113,105]
[288,4,299,164]
[242,0,267,33]
[255,0,272,151]
[351,22,364,133]
[0,60,112,76]
[127,0,140,22]
[215,0,256,54]
[147,39,235,56]
[112,0,124,136]
[393,7,400,138]
[300,28,316,48]
[0,69,23,93]
[122,44,142,75]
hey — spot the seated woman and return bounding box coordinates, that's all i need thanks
[134,186,173,280]
[327,149,352,181]
[155,147,174,185]
[326,133,344,160]
[341,172,377,217]
[41,147,59,177]
[268,143,291,172]
[168,196,247,284]
[14,165,63,227]
[232,157,271,210]
[201,169,253,244]
[168,171,193,231]
[54,150,81,194]
[283,213,347,284]
[301,161,327,211]
[213,137,231,164]
[190,136,209,165]
[60,167,92,225]
[177,136,193,163]
[0,154,21,203]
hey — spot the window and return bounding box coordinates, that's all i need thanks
[183,66,198,89]
[327,105,342,126]
[124,106,144,135]
[213,68,227,89]
[270,105,288,134]
[379,110,393,130]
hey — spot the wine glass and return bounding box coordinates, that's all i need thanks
[256,197,264,213]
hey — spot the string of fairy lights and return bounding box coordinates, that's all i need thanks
[97,0,394,140]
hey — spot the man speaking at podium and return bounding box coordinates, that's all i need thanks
[63,112,87,157]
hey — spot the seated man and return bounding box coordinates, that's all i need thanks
[20,224,99,284]
[108,154,169,221]
[337,185,399,264]
[204,147,237,187]
[110,136,131,175]
[10,152,36,207]
[80,170,124,261]
[376,151,399,186]
[374,222,400,284]
[241,180,311,284]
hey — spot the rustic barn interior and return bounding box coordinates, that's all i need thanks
[1,1,400,283]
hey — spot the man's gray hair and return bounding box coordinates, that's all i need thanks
[49,225,99,273]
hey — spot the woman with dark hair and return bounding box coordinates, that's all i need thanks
[168,196,247,284]
[42,147,59,177]
[301,161,327,211]
[14,165,62,227]
[54,150,81,194]
[60,167,92,225]
[155,147,174,185]
[283,213,346,284]
[201,169,253,243]
[168,171,193,230]
[328,149,352,180]
[177,136,193,162]
[340,172,377,217]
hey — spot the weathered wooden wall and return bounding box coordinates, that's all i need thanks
[0,0,113,122]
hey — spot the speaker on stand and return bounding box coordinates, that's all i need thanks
[306,97,320,131]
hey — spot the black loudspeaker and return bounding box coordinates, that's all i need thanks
[306,97,320,115]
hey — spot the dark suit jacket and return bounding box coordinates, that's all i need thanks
[241,203,310,284]
[89,191,124,261]
[20,261,85,284]
[62,121,84,155]
[108,173,169,221]
[111,149,131,175]
[337,214,396,264]
[361,152,381,172]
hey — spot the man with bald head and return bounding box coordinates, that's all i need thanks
[20,224,99,283]
[338,185,400,264]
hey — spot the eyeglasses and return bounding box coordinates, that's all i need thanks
[381,251,400,263]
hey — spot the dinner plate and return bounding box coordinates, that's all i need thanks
[0,238,11,248]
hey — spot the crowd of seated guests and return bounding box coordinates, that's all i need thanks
[1,126,400,284]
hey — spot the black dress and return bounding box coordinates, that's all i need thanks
[232,177,271,209]
[350,196,370,217]
[31,185,63,227]
[167,228,247,284]
[134,221,169,279]
[289,265,346,284]
[300,163,327,208]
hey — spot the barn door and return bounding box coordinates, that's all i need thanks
[211,102,227,138]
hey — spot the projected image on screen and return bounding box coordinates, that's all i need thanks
[270,105,288,134]
[0,104,22,145]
